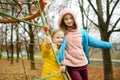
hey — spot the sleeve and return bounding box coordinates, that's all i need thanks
[88,35,112,49]
[40,40,51,58]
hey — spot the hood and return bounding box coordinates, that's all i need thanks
[58,8,78,30]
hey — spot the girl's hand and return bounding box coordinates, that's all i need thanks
[45,36,52,48]
[60,66,66,73]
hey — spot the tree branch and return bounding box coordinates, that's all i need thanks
[87,0,104,22]
[78,0,99,28]
[108,18,120,35]
[109,0,119,20]
[113,29,120,32]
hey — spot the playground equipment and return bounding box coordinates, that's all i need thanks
[0,0,71,80]
[0,0,47,23]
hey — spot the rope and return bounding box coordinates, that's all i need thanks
[35,70,61,80]
[0,73,23,75]
[20,52,28,80]
[36,1,69,80]
[0,0,71,79]
[0,11,41,26]
[0,0,46,23]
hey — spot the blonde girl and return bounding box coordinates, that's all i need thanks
[41,29,65,80]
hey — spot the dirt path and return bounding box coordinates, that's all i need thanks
[0,60,120,80]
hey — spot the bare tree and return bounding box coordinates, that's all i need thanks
[78,0,120,80]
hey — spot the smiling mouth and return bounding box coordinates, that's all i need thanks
[68,22,72,24]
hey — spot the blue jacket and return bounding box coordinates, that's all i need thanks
[57,29,112,64]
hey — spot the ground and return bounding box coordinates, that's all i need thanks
[0,60,120,80]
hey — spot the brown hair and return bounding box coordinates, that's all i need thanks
[58,8,78,31]
[60,13,77,31]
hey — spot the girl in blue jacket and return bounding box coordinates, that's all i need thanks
[57,8,112,80]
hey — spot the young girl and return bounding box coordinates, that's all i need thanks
[40,29,65,80]
[57,8,112,80]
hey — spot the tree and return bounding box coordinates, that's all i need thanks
[79,0,120,80]
[0,0,46,69]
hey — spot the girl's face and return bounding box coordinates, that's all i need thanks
[63,14,74,27]
[52,31,64,46]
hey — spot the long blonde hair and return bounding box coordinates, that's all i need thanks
[50,28,64,54]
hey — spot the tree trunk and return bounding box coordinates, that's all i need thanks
[27,0,36,70]
[10,25,14,64]
[29,43,35,70]
[100,30,114,80]
[29,28,35,69]
[5,26,10,60]
[16,26,20,62]
[102,49,114,80]
[0,30,3,59]
[96,0,114,79]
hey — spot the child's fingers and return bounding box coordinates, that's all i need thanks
[46,36,52,44]
[60,66,66,73]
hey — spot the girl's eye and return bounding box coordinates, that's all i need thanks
[64,18,68,20]
[56,37,59,39]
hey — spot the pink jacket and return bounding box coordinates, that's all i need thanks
[58,8,88,67]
